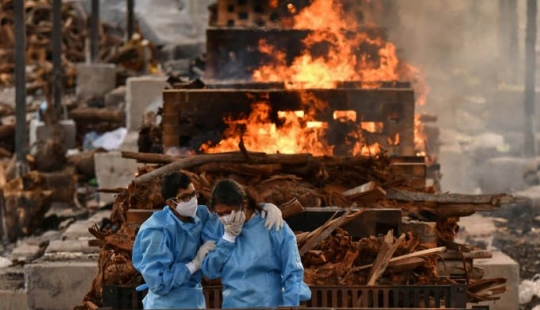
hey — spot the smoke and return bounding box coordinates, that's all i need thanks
[370,0,531,194]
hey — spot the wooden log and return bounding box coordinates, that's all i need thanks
[67,148,107,178]
[0,147,11,158]
[439,250,493,260]
[0,124,15,140]
[386,189,516,205]
[199,162,283,176]
[366,231,406,285]
[351,246,447,271]
[122,151,184,164]
[130,152,313,186]
[69,107,124,123]
[278,197,305,219]
[384,256,425,273]
[3,190,53,241]
[298,208,366,256]
[342,181,386,203]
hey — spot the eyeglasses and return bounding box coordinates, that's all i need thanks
[171,190,199,203]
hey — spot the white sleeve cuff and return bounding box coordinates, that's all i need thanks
[222,232,237,243]
[186,262,198,274]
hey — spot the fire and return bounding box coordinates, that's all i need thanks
[361,122,384,133]
[203,0,431,158]
[200,102,334,156]
[252,0,399,89]
[333,110,357,122]
[414,114,427,156]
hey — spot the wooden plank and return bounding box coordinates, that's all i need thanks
[342,181,386,203]
[386,189,516,205]
[351,246,447,271]
[438,250,493,260]
[367,231,406,285]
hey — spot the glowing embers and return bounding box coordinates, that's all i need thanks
[200,103,333,156]
[361,121,384,133]
[201,104,398,157]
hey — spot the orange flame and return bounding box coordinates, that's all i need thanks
[200,102,334,156]
[204,0,431,157]
[253,0,399,89]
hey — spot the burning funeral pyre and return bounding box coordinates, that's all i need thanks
[76,0,510,309]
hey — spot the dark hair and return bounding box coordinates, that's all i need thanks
[161,172,192,199]
[209,179,258,211]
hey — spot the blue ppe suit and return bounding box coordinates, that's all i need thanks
[132,205,211,309]
[201,212,311,308]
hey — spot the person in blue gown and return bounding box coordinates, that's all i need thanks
[201,179,312,309]
[132,172,283,309]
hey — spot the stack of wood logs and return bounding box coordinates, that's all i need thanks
[76,151,513,309]
[0,0,151,91]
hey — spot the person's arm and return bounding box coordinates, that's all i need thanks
[200,214,236,279]
[276,225,312,306]
[132,228,193,295]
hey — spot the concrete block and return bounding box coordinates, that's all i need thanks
[94,151,141,206]
[119,130,140,152]
[0,289,27,310]
[62,210,110,240]
[9,243,41,262]
[104,86,126,109]
[471,251,519,310]
[0,267,27,310]
[126,76,168,131]
[29,119,76,149]
[25,261,98,310]
[76,63,117,99]
[45,240,99,254]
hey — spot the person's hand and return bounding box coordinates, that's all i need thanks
[191,241,216,270]
[261,203,284,231]
[220,210,245,237]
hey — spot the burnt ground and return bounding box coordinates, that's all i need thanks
[487,203,540,310]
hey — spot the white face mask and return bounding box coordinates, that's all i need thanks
[175,197,198,218]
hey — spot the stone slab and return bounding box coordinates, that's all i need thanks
[0,267,25,290]
[45,239,100,254]
[9,243,41,262]
[125,75,168,131]
[0,267,26,310]
[471,251,520,310]
[104,86,126,109]
[62,210,111,240]
[76,63,117,99]
[29,119,76,149]
[0,289,27,310]
[25,261,98,310]
[94,151,141,206]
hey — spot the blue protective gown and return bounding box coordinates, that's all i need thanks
[132,205,210,309]
[201,212,312,308]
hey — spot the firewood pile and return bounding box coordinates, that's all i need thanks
[76,151,514,309]
[0,0,153,92]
